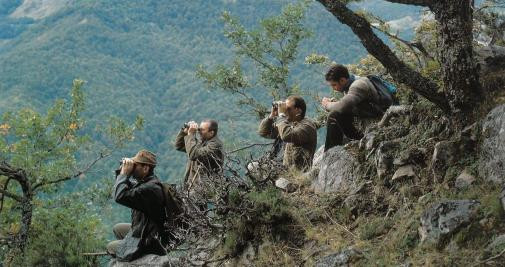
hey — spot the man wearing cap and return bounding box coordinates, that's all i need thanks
[107,150,168,261]
[174,119,224,202]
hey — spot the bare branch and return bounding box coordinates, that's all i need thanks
[0,188,24,202]
[226,142,275,155]
[32,152,110,191]
[383,0,434,6]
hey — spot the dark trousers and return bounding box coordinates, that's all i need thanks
[324,111,364,151]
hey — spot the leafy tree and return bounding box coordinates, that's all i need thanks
[315,0,484,127]
[196,1,312,119]
[0,80,142,264]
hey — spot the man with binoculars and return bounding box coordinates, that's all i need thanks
[258,95,317,171]
[174,119,224,202]
[107,150,168,261]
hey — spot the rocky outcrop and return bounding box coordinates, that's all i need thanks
[312,146,359,193]
[419,200,480,247]
[109,254,183,267]
[479,104,505,184]
[315,247,362,267]
[454,170,476,189]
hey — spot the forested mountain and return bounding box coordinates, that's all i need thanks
[0,0,420,182]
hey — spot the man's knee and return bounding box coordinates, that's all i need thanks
[107,240,121,255]
[112,223,131,240]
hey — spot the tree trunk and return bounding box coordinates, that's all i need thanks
[316,0,450,113]
[430,1,482,126]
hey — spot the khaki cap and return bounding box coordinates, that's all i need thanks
[131,149,157,166]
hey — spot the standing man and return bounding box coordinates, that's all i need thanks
[322,64,391,151]
[174,119,224,202]
[107,150,168,261]
[258,95,317,171]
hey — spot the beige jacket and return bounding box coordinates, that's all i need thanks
[327,77,382,117]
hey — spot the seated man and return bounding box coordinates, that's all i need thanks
[107,150,168,261]
[258,95,317,171]
[174,119,224,202]
[322,64,391,151]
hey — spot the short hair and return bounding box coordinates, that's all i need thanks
[325,64,350,82]
[203,119,218,136]
[287,95,307,118]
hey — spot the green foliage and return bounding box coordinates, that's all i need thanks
[221,186,303,257]
[14,201,105,266]
[196,1,312,119]
[0,79,141,262]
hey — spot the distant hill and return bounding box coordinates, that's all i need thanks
[0,0,420,183]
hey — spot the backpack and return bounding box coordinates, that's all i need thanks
[156,182,187,243]
[367,75,399,111]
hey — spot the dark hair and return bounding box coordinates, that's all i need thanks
[325,64,350,82]
[203,119,218,136]
[287,95,307,118]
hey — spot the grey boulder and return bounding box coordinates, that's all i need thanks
[419,200,480,247]
[479,104,505,184]
[312,146,359,193]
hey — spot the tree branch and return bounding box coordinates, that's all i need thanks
[383,0,433,6]
[32,152,110,191]
[0,188,24,202]
[316,0,450,112]
[226,142,275,155]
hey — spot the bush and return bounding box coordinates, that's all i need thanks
[14,200,106,266]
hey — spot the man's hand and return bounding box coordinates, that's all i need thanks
[120,158,135,176]
[269,106,279,119]
[321,97,334,110]
[278,101,287,114]
[188,121,199,134]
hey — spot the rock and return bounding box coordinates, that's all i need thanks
[109,254,182,267]
[378,105,412,127]
[479,104,505,184]
[247,159,284,182]
[315,247,362,267]
[312,146,359,193]
[312,145,325,170]
[419,200,480,247]
[430,140,458,182]
[375,141,400,180]
[475,45,505,73]
[275,177,297,193]
[454,170,476,189]
[359,132,377,151]
[392,165,416,181]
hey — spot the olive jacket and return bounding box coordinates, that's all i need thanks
[258,116,317,171]
[174,130,224,199]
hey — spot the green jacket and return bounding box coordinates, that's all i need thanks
[327,76,383,117]
[174,130,224,198]
[258,116,317,171]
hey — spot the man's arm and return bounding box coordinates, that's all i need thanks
[326,80,368,113]
[258,117,279,139]
[174,129,187,152]
[184,134,223,162]
[113,175,161,213]
[275,118,314,145]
